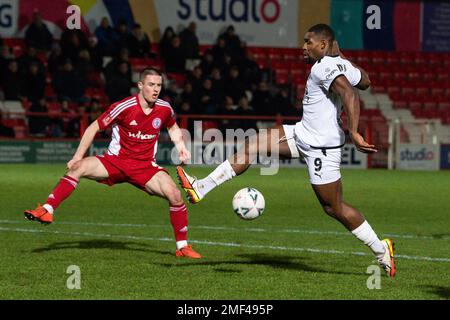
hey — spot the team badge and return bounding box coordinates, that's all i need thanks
[152,118,162,129]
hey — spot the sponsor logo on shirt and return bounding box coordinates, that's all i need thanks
[129,120,138,126]
[128,131,156,140]
[152,118,162,129]
[325,69,338,80]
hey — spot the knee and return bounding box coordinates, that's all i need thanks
[166,187,183,205]
[67,160,86,178]
[322,205,336,217]
[322,203,344,218]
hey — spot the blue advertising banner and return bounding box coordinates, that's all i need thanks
[422,2,450,52]
[440,144,450,169]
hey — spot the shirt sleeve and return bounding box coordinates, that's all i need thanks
[312,60,345,92]
[97,102,124,130]
[163,104,176,128]
[346,63,362,87]
[313,58,361,92]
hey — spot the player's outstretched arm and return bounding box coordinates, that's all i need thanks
[331,76,377,154]
[168,123,191,164]
[331,41,371,90]
[67,121,101,169]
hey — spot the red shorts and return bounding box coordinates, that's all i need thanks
[96,154,168,190]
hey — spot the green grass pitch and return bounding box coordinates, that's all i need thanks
[0,164,449,300]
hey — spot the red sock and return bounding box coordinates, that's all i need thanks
[45,175,79,211]
[169,203,188,242]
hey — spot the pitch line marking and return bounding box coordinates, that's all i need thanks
[0,219,448,241]
[0,226,449,263]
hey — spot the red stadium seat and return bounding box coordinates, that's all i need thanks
[371,82,386,94]
[370,51,387,64]
[416,85,430,96]
[386,51,400,65]
[255,57,269,69]
[275,73,289,85]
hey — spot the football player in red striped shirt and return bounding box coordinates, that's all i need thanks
[24,68,201,258]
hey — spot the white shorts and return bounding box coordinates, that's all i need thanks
[282,125,342,185]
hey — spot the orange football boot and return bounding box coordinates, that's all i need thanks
[24,204,53,225]
[176,245,202,259]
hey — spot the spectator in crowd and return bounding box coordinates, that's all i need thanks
[219,96,240,132]
[76,49,97,86]
[53,59,86,104]
[187,66,203,96]
[25,11,53,51]
[17,46,45,75]
[212,36,228,66]
[239,51,262,90]
[115,19,133,52]
[105,61,133,102]
[0,112,15,137]
[95,17,118,56]
[225,66,246,103]
[237,96,256,130]
[87,36,104,71]
[28,98,50,136]
[210,67,225,102]
[199,50,217,77]
[129,24,153,58]
[0,45,14,82]
[164,36,186,74]
[47,43,66,76]
[179,82,198,113]
[86,98,103,123]
[199,78,220,114]
[104,48,132,82]
[159,26,176,58]
[178,101,194,115]
[222,25,245,63]
[1,60,23,100]
[252,80,274,115]
[60,28,89,63]
[22,62,46,103]
[180,22,200,59]
[161,81,181,107]
[61,99,80,138]
[274,87,296,117]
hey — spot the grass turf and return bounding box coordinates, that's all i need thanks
[0,164,449,300]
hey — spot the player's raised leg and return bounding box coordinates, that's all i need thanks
[312,180,395,277]
[145,171,201,258]
[177,125,293,203]
[24,157,109,224]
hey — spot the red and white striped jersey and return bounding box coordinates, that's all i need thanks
[97,95,176,161]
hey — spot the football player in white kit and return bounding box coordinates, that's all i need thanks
[178,24,395,277]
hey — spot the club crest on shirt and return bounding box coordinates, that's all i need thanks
[152,118,162,129]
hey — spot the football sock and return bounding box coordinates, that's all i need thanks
[45,175,79,214]
[198,160,236,196]
[170,203,188,249]
[351,220,386,258]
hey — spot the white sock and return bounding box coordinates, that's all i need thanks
[176,240,188,250]
[197,160,236,196]
[43,204,54,214]
[351,220,385,258]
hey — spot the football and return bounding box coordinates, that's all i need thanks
[232,187,265,220]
